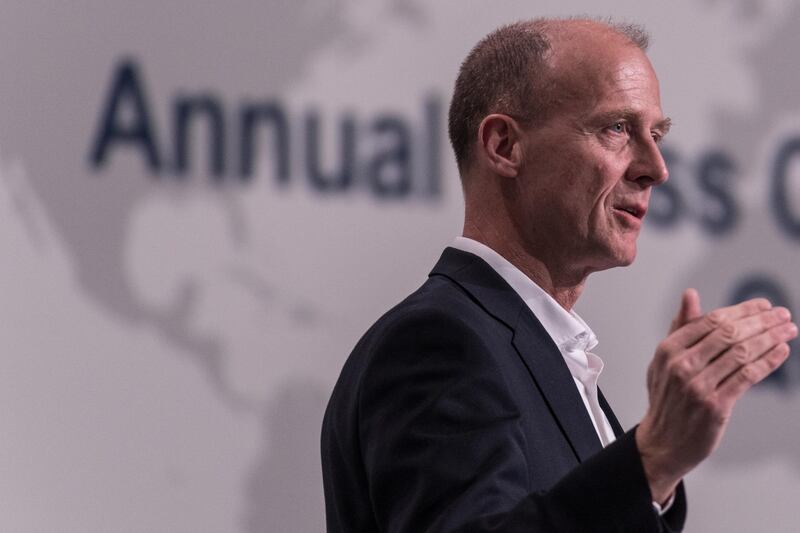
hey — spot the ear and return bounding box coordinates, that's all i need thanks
[478,114,524,178]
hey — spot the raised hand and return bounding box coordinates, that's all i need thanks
[636,290,798,503]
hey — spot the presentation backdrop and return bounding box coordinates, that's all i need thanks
[1,1,799,531]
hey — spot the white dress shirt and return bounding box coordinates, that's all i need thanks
[450,236,617,447]
[450,237,674,514]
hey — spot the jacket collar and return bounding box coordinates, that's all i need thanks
[430,247,605,462]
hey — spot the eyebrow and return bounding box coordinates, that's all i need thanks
[656,117,672,136]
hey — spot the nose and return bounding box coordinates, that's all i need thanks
[627,136,669,187]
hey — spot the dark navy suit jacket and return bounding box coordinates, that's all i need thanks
[321,248,686,532]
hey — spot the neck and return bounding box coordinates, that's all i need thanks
[462,221,588,311]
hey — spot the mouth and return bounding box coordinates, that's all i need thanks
[613,203,647,220]
[612,202,647,228]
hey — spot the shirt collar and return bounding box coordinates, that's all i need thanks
[451,236,597,352]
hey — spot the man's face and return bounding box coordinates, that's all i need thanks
[511,37,670,275]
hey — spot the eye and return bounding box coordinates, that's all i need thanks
[607,121,628,135]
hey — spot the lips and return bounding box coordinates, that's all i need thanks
[613,202,647,220]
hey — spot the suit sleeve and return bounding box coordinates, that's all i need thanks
[357,308,685,533]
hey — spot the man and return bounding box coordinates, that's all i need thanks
[321,18,797,532]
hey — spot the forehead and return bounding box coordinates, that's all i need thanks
[544,28,663,121]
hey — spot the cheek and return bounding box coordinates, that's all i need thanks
[591,162,623,205]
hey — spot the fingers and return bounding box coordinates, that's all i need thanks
[717,342,792,400]
[667,297,772,349]
[686,307,792,368]
[691,319,797,393]
[670,288,702,334]
[640,294,796,492]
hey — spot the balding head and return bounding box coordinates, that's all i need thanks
[447,17,650,178]
[455,17,669,294]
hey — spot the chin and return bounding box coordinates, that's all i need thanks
[616,254,636,267]
[611,242,638,267]
[616,246,638,267]
[591,244,637,271]
[609,234,639,266]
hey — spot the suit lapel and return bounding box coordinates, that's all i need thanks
[430,247,603,462]
[510,311,604,460]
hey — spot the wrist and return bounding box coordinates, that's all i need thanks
[635,425,682,504]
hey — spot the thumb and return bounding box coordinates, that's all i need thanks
[669,288,702,333]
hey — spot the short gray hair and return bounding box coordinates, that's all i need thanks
[447,17,649,174]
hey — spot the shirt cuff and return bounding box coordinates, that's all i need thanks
[652,491,676,516]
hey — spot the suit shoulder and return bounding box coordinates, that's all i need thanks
[372,276,492,337]
[332,275,506,392]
